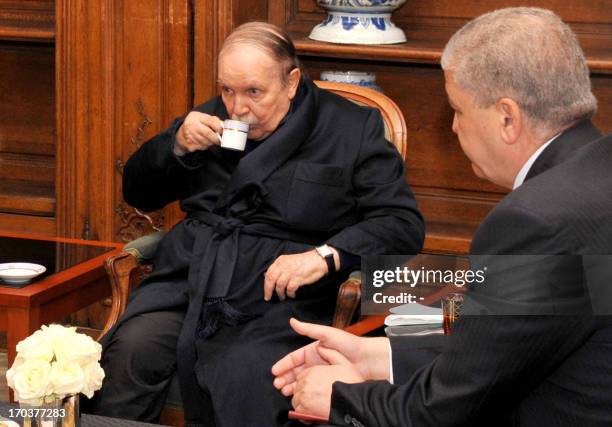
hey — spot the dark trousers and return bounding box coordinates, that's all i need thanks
[87,309,185,423]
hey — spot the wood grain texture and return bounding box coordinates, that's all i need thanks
[0,0,54,42]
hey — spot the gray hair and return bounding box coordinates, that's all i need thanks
[441,7,597,136]
[219,22,301,85]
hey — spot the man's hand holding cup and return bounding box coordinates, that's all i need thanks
[175,111,223,154]
[175,112,250,155]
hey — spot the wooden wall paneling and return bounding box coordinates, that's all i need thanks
[56,0,113,241]
[0,0,54,42]
[0,42,55,223]
[235,0,268,25]
[113,0,193,237]
[0,2,56,235]
[591,72,612,134]
[194,0,233,105]
[0,213,55,235]
[56,0,192,243]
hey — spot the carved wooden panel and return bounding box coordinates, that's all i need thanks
[113,0,192,237]
[55,0,192,242]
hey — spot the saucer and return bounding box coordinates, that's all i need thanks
[0,263,46,285]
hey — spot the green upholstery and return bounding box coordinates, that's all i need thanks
[123,230,168,263]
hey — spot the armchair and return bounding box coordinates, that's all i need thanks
[103,80,407,337]
[102,81,408,426]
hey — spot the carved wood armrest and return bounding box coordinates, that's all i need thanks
[99,231,167,339]
[332,271,362,329]
[100,251,141,338]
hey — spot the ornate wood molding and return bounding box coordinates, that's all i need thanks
[130,98,153,148]
[115,201,164,243]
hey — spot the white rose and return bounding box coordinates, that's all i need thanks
[6,358,52,406]
[52,328,102,366]
[80,362,105,398]
[15,329,53,362]
[42,324,77,346]
[50,360,85,398]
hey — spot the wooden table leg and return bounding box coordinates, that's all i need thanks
[6,306,41,402]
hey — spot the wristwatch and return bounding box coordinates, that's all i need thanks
[315,244,336,275]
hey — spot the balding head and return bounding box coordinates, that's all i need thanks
[441,7,597,138]
[220,22,300,86]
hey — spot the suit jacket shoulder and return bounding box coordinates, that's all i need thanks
[473,128,612,255]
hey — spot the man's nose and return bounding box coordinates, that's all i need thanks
[232,95,250,117]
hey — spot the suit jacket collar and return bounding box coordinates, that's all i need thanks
[525,120,602,181]
[213,79,318,215]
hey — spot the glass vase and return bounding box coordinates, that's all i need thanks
[21,394,80,427]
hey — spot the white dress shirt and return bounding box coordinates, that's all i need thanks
[512,133,560,189]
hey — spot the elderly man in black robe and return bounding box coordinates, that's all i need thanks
[90,22,424,427]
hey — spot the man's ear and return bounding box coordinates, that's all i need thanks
[287,67,301,100]
[497,98,522,145]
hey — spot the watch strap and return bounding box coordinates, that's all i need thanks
[323,253,335,275]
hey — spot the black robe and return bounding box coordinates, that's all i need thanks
[108,79,424,426]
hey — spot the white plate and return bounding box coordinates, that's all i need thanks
[0,417,20,427]
[0,263,46,285]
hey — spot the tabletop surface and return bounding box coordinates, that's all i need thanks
[0,233,120,289]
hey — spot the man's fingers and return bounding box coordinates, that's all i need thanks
[199,115,223,134]
[273,364,307,392]
[289,318,344,344]
[275,272,290,301]
[182,126,212,151]
[317,346,351,365]
[263,266,278,301]
[200,125,221,147]
[286,278,301,299]
[280,383,295,397]
[271,343,309,376]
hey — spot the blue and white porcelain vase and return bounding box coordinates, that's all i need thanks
[320,70,383,92]
[309,0,407,45]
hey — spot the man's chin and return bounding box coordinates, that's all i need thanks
[248,129,268,141]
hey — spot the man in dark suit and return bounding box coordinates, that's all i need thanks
[272,7,612,426]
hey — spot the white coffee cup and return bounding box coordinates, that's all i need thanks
[218,119,249,151]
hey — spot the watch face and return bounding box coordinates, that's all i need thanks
[316,245,333,257]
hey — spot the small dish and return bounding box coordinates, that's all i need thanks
[0,263,46,285]
[0,417,20,427]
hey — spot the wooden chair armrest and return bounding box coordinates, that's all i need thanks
[332,271,362,329]
[99,231,167,340]
[99,251,141,339]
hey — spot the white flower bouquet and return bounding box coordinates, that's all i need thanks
[6,324,105,406]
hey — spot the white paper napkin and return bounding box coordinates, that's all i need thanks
[384,303,443,326]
